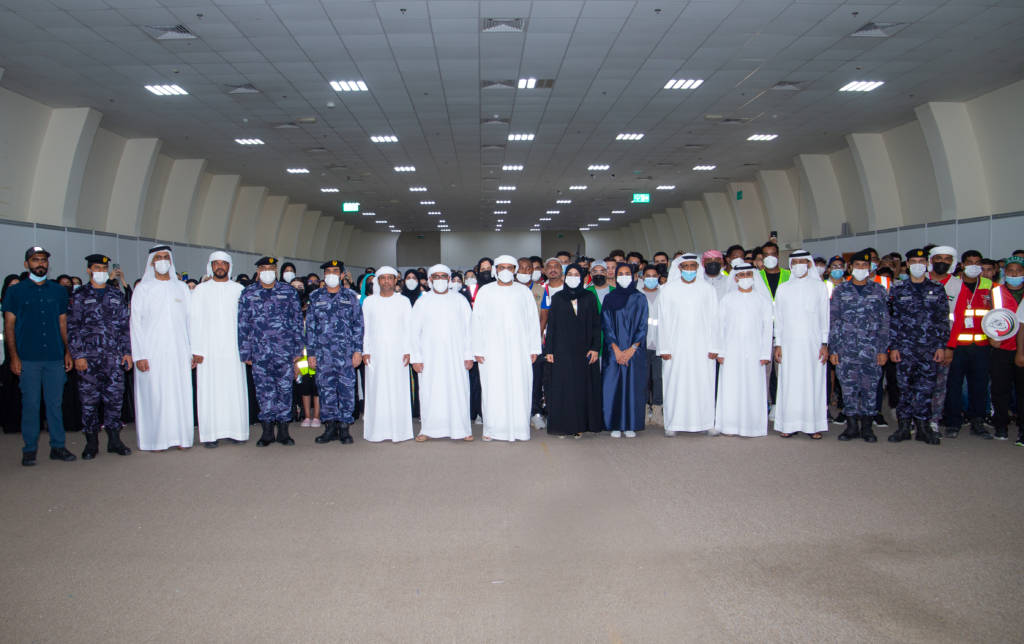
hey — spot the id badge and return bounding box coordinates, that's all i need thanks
[965,316,974,329]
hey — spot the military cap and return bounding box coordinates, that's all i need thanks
[255,256,278,267]
[905,248,927,260]
[85,253,111,266]
[849,249,872,264]
[320,259,344,270]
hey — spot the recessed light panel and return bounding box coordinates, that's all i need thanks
[409,186,428,192]
[145,84,187,96]
[507,133,535,141]
[330,80,368,92]
[320,187,339,193]
[569,185,587,190]
[656,185,675,190]
[693,165,716,171]
[747,134,778,141]
[839,81,884,92]
[587,164,610,171]
[286,168,309,174]
[497,185,516,191]
[663,79,704,90]
[502,164,524,171]
[371,135,398,143]
[616,133,644,141]
[394,166,416,172]
[556,199,571,204]
[234,138,264,145]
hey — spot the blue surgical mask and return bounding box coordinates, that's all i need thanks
[830,269,845,280]
[643,277,659,290]
[1005,275,1024,288]
[29,273,47,283]
[898,273,909,281]
[870,261,878,272]
[681,270,697,282]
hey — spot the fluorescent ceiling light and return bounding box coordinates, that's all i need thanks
[611,210,626,214]
[428,211,441,215]
[587,164,610,171]
[362,212,376,216]
[693,165,716,171]
[663,79,704,90]
[394,165,416,172]
[616,133,644,141]
[234,138,263,145]
[496,219,504,223]
[502,164,524,171]
[546,210,560,215]
[556,199,571,204]
[517,77,537,89]
[598,217,611,222]
[578,227,591,231]
[539,217,552,222]
[494,210,508,214]
[320,187,340,193]
[569,185,587,190]
[390,229,401,233]
[496,199,511,204]
[507,133,535,141]
[145,84,187,96]
[839,81,884,92]
[438,219,446,223]
[747,134,778,141]
[330,80,368,92]
[409,186,428,192]
[374,220,387,224]
[286,168,309,174]
[656,185,675,190]
[420,200,435,205]
[497,185,516,191]
[371,135,398,143]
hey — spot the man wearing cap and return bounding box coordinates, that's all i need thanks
[829,250,890,443]
[190,251,248,448]
[887,249,951,445]
[67,254,133,459]
[989,256,1023,441]
[3,246,76,465]
[307,260,363,445]
[237,256,304,446]
[361,266,414,442]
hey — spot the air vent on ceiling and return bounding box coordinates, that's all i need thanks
[711,117,753,125]
[305,147,329,154]
[481,117,510,125]
[226,83,260,94]
[481,144,506,151]
[295,116,317,124]
[481,18,526,33]
[273,122,300,129]
[682,144,709,152]
[742,162,759,167]
[143,24,197,40]
[481,80,516,89]
[850,22,907,38]
[769,81,802,91]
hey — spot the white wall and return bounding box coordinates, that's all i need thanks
[76,128,125,231]
[884,120,941,226]
[0,87,50,221]
[969,79,1024,215]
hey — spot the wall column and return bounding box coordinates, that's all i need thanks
[28,107,102,226]
[726,181,769,248]
[156,159,207,243]
[794,154,846,237]
[277,203,306,258]
[682,200,714,251]
[846,133,903,231]
[227,186,267,252]
[755,170,802,244]
[105,138,161,235]
[915,101,991,220]
[254,195,288,254]
[702,192,739,249]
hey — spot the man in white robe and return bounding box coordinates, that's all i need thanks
[471,254,542,442]
[411,264,474,441]
[190,251,248,447]
[773,249,830,437]
[361,266,414,442]
[130,245,194,450]
[655,253,719,436]
[713,263,773,437]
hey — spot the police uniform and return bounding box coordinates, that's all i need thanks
[307,260,364,444]
[237,257,304,446]
[829,250,890,442]
[887,249,947,444]
[66,254,132,459]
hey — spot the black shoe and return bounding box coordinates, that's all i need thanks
[914,419,941,445]
[82,432,99,460]
[969,418,993,440]
[202,440,219,448]
[873,413,888,427]
[861,416,877,443]
[994,428,1008,441]
[888,418,912,443]
[834,412,847,424]
[105,428,131,455]
[315,422,339,444]
[944,426,960,439]
[276,422,295,446]
[50,447,77,462]
[22,451,37,467]
[838,417,859,441]
[339,423,354,444]
[257,422,275,446]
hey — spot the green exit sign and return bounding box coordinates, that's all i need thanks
[632,193,650,203]
[342,202,360,212]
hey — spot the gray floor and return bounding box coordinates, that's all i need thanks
[1,420,1023,643]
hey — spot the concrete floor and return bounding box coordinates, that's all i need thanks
[1,420,1022,643]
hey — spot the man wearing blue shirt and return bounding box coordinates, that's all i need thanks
[2,246,76,466]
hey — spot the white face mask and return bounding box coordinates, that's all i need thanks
[432,279,449,293]
[531,270,542,282]
[851,268,870,281]
[791,263,808,278]
[815,265,826,277]
[616,275,632,288]
[737,277,754,290]
[515,273,531,284]
[465,278,477,287]
[908,263,927,278]
[324,274,340,288]
[762,255,779,270]
[258,270,276,285]
[564,275,581,289]
[154,259,171,275]
[963,265,982,278]
[282,271,296,283]
[92,271,109,286]
[497,269,514,284]
[405,278,419,291]
[451,281,462,290]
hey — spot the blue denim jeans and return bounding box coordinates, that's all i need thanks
[19,360,66,453]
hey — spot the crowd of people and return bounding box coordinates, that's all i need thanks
[3,238,1023,467]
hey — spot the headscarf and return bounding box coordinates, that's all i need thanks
[375,266,399,279]
[668,252,705,283]
[141,245,178,284]
[729,262,772,300]
[357,273,374,304]
[1,274,20,303]
[401,268,422,304]
[929,245,956,259]
[602,262,638,311]
[492,254,517,279]
[206,250,232,278]
[562,263,587,301]
[788,249,821,281]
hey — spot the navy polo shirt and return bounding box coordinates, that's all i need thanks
[2,279,69,361]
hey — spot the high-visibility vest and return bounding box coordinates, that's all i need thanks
[949,277,993,347]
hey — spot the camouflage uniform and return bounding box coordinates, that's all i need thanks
[829,279,890,440]
[306,286,363,425]
[889,280,948,420]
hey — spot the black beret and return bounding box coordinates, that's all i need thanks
[320,259,344,270]
[905,248,927,260]
[850,249,872,263]
[85,254,111,266]
[255,256,278,267]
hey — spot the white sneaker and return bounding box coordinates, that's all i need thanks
[310,418,321,428]
[531,414,547,430]
[300,418,312,428]
[610,430,622,438]
[624,430,637,438]
[664,429,676,437]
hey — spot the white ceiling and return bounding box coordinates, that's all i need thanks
[1,0,1022,233]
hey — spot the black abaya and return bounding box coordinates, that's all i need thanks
[543,288,604,435]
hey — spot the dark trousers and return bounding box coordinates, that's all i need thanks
[827,361,844,410]
[19,360,66,453]
[469,362,482,420]
[943,345,991,427]
[874,361,899,413]
[530,357,545,416]
[646,350,663,405]
[990,348,1024,431]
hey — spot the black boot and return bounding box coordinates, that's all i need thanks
[82,431,99,460]
[50,447,77,462]
[888,418,912,443]
[915,419,941,445]
[968,417,993,440]
[339,423,354,444]
[315,421,339,444]
[838,416,859,441]
[257,422,275,446]
[276,422,295,446]
[861,416,877,443]
[106,428,131,455]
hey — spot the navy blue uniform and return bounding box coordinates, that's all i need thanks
[889,280,948,420]
[306,287,364,423]
[67,284,131,434]
[237,282,304,422]
[829,281,890,416]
